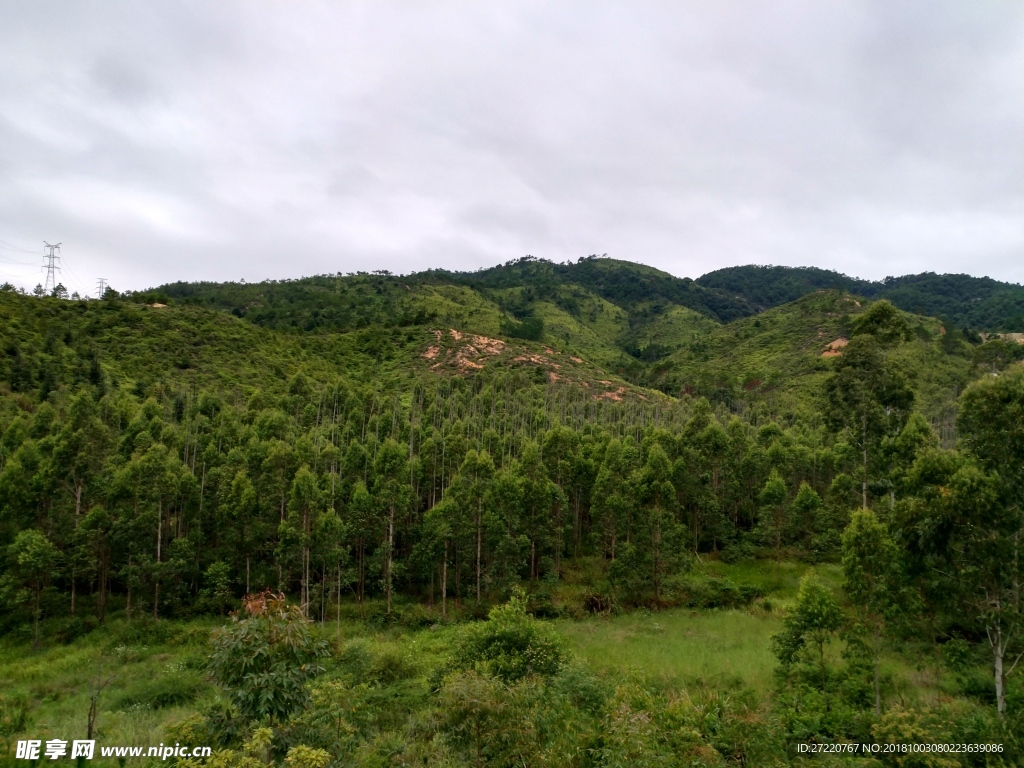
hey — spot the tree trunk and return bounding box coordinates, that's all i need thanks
[442,541,448,619]
[991,623,1007,716]
[97,558,107,623]
[126,558,132,623]
[386,504,395,614]
[820,642,829,712]
[862,414,868,510]
[873,622,882,716]
[33,584,41,648]
[476,507,482,605]
[154,502,162,621]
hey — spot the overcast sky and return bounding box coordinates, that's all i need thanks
[1,1,1022,295]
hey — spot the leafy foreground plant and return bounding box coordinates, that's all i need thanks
[209,590,329,726]
[443,588,568,684]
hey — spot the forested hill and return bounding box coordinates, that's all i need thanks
[160,257,1024,339]
[5,263,1024,744]
[697,264,1024,331]
[153,257,1024,412]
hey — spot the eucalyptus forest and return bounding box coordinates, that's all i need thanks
[2,257,1024,766]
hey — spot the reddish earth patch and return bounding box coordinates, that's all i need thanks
[570,356,584,364]
[424,330,509,373]
[513,354,550,366]
[595,386,628,402]
[471,335,505,354]
[548,371,560,382]
[821,338,849,358]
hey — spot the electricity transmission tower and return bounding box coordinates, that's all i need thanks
[96,277,108,299]
[42,241,61,294]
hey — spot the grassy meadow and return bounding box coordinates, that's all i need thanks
[1,558,982,768]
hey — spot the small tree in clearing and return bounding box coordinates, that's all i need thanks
[209,590,329,726]
[771,572,844,711]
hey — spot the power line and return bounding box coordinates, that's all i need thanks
[59,254,89,295]
[0,239,37,254]
[42,242,61,294]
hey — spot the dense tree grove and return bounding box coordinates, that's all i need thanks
[2,319,1022,704]
[2,362,857,625]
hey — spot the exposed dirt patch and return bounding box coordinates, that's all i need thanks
[548,371,560,382]
[471,335,505,354]
[570,356,584,364]
[425,330,508,373]
[821,337,849,358]
[595,386,628,402]
[513,354,550,366]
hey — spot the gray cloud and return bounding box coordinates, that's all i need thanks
[0,0,1021,294]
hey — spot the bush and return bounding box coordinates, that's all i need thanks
[370,647,419,684]
[335,639,374,684]
[107,617,180,646]
[664,575,763,609]
[52,615,99,644]
[0,694,31,737]
[114,674,203,710]
[208,591,329,724]
[718,541,756,564]
[445,589,567,684]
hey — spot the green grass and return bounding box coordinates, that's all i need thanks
[701,559,843,601]
[556,608,782,693]
[0,620,217,765]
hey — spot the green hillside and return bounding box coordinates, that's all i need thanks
[699,264,1024,331]
[153,259,1023,420]
[4,260,1024,763]
[649,291,985,425]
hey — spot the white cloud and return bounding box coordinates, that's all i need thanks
[0,0,1021,291]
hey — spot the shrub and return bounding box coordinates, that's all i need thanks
[114,674,203,710]
[0,694,31,737]
[446,589,567,684]
[208,591,329,724]
[53,614,98,643]
[335,639,374,684]
[370,647,419,684]
[664,575,763,609]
